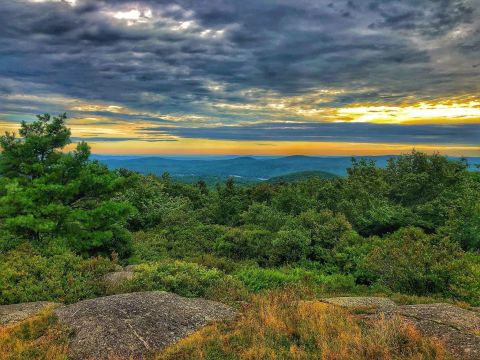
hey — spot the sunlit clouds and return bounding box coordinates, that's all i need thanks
[338,100,480,124]
[111,8,153,26]
[1,0,479,155]
[29,0,77,6]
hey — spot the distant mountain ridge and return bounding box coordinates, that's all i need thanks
[93,155,480,183]
[266,170,338,183]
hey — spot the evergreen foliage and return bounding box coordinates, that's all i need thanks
[1,114,479,307]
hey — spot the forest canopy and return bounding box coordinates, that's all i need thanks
[0,114,479,307]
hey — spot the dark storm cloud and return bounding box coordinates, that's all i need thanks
[142,122,479,145]
[0,0,479,145]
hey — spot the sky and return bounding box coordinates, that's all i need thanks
[0,0,479,156]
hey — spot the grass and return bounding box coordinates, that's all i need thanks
[158,290,448,360]
[0,307,69,360]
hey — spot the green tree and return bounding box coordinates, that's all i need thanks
[0,114,133,257]
[0,113,71,180]
[241,203,288,232]
[338,158,406,236]
[384,151,470,231]
[439,177,480,250]
[208,177,249,226]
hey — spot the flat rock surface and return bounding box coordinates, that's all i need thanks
[322,296,397,308]
[0,301,60,325]
[391,303,480,332]
[368,303,480,360]
[54,291,237,360]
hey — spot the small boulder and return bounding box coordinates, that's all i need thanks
[104,270,136,287]
[0,301,60,325]
[55,291,236,359]
[104,265,139,289]
[124,264,139,272]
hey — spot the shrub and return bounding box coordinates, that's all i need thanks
[235,266,356,293]
[297,209,353,262]
[215,226,272,263]
[362,227,479,303]
[185,254,241,274]
[448,252,480,306]
[163,224,224,259]
[270,228,310,265]
[235,267,302,292]
[129,230,169,263]
[241,203,288,232]
[0,247,114,305]
[120,261,247,303]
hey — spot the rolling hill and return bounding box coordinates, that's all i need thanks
[266,170,338,183]
[93,155,480,184]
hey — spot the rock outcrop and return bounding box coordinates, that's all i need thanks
[324,298,480,360]
[3,294,479,359]
[54,291,236,359]
[322,296,396,309]
[0,301,60,325]
[376,304,480,360]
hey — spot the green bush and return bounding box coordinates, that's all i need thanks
[235,266,356,293]
[448,252,480,306]
[185,253,242,274]
[215,226,272,263]
[362,227,480,304]
[241,203,288,232]
[0,247,115,305]
[235,267,301,292]
[121,260,247,302]
[270,227,311,265]
[297,209,353,262]
[129,230,169,263]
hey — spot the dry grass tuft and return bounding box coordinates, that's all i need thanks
[0,307,69,360]
[158,290,448,360]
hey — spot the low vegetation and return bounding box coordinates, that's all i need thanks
[159,290,447,360]
[0,307,68,360]
[111,260,248,304]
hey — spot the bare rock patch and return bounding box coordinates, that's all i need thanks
[54,291,236,359]
[367,303,480,360]
[322,296,397,309]
[0,301,61,325]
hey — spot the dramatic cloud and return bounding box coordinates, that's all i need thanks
[0,0,478,153]
[142,122,479,145]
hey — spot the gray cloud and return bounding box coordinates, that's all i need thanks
[0,0,478,146]
[142,122,479,145]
